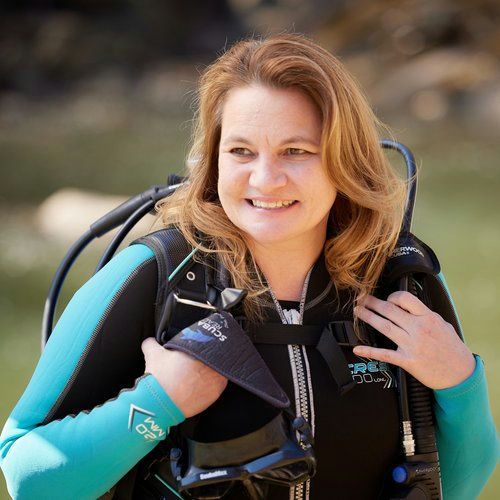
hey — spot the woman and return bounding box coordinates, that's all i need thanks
[1,34,497,499]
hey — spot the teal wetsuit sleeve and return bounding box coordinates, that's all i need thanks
[434,354,499,499]
[1,374,184,499]
[0,244,185,499]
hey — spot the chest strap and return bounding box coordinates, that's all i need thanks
[246,321,359,396]
[246,321,359,346]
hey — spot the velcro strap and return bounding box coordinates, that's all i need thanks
[245,321,360,347]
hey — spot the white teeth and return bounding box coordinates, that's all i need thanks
[251,199,295,209]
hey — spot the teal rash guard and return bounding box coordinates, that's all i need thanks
[1,244,498,499]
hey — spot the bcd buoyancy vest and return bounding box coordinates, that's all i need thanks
[99,226,464,500]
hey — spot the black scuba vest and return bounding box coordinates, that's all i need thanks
[68,227,457,499]
[119,229,402,500]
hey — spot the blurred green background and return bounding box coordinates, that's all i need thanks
[1,0,498,498]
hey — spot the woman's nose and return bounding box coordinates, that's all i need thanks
[248,155,287,192]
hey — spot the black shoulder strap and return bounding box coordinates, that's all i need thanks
[379,231,464,340]
[381,231,440,284]
[131,227,197,340]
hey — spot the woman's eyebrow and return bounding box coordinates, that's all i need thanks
[221,135,319,146]
[221,135,250,145]
[279,135,320,146]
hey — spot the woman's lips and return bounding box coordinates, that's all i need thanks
[246,198,299,212]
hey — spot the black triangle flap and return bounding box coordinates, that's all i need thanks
[165,312,290,409]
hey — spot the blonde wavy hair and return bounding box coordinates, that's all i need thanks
[154,34,407,321]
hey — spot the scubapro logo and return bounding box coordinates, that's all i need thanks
[197,316,228,342]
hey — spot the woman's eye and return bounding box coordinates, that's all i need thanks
[230,148,253,157]
[286,148,308,155]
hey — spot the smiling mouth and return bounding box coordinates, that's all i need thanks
[246,199,298,209]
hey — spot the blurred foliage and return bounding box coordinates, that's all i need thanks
[0,113,190,203]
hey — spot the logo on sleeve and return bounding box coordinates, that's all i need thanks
[128,404,166,441]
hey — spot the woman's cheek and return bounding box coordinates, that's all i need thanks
[218,166,243,214]
[221,164,247,192]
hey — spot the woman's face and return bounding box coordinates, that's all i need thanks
[218,85,337,251]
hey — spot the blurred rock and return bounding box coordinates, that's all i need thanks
[135,62,197,112]
[69,90,129,132]
[371,49,499,113]
[463,82,500,137]
[0,92,30,127]
[35,188,156,244]
[34,11,82,68]
[409,89,449,122]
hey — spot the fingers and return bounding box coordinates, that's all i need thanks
[355,292,432,341]
[141,337,162,357]
[353,345,402,367]
[354,304,407,346]
[386,291,430,316]
[362,294,413,331]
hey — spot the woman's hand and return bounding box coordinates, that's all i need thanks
[352,291,476,390]
[141,337,228,418]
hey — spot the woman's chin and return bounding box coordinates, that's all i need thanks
[242,228,300,249]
